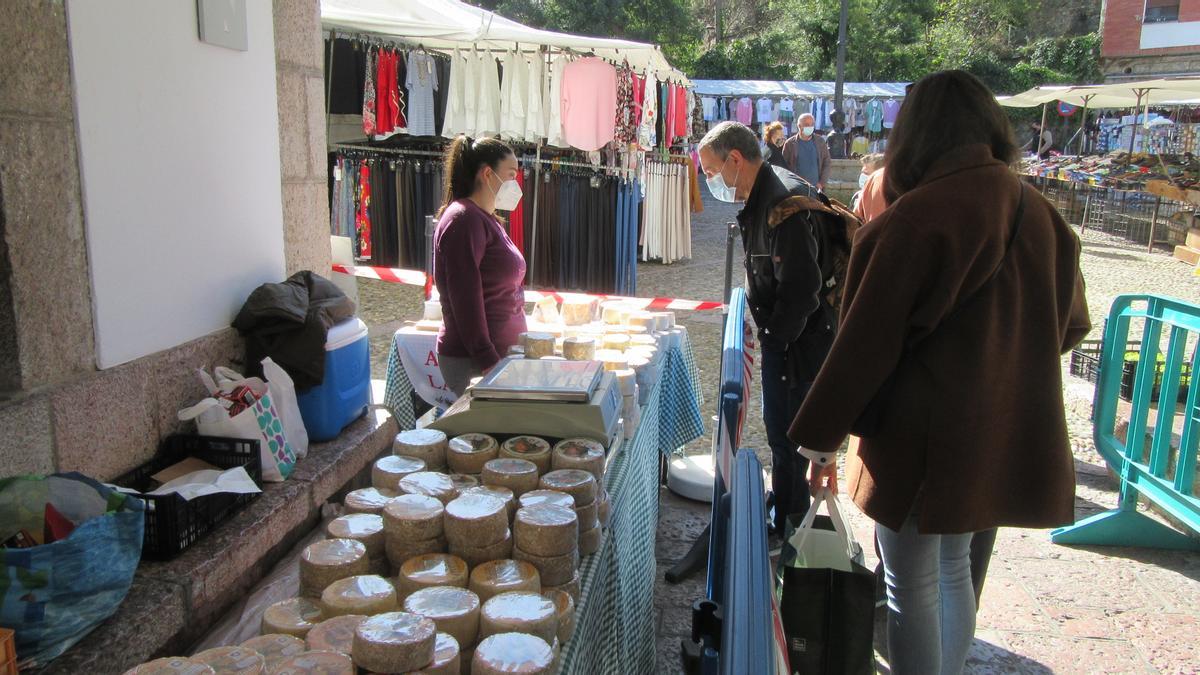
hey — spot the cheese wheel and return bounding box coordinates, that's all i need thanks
[397,554,470,599]
[460,485,516,522]
[601,302,629,325]
[629,333,657,348]
[522,333,555,359]
[271,650,355,675]
[407,632,461,675]
[593,349,624,372]
[326,514,385,560]
[532,296,560,324]
[542,572,580,605]
[240,634,306,672]
[623,406,640,438]
[383,494,445,541]
[373,455,427,491]
[449,528,514,568]
[472,633,554,675]
[613,368,636,396]
[651,312,675,330]
[300,540,369,598]
[627,311,655,330]
[262,598,323,638]
[543,590,575,644]
[550,439,605,481]
[574,500,599,531]
[513,505,578,558]
[601,334,630,352]
[444,492,508,548]
[321,574,398,617]
[344,487,398,516]
[579,525,602,556]
[353,612,437,673]
[482,458,539,497]
[626,355,650,374]
[597,490,610,528]
[538,470,597,507]
[123,658,215,675]
[403,586,482,649]
[192,646,265,675]
[394,429,449,470]
[512,546,578,587]
[305,615,366,654]
[561,337,596,361]
[447,434,499,475]
[449,474,480,495]
[518,490,575,511]
[478,592,558,645]
[468,560,541,603]
[385,535,448,569]
[561,299,594,326]
[499,437,552,475]
[398,472,457,504]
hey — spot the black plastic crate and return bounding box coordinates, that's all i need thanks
[1119,357,1192,404]
[113,434,262,559]
[1069,339,1103,384]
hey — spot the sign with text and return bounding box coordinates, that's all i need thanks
[393,329,457,409]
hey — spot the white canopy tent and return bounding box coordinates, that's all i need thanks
[692,79,908,98]
[320,0,688,83]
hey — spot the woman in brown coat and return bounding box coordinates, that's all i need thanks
[789,70,1090,674]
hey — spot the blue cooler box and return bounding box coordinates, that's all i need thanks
[297,317,370,442]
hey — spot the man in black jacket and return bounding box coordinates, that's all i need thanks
[698,121,836,537]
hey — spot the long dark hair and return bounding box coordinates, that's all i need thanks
[438,135,515,217]
[884,70,1018,203]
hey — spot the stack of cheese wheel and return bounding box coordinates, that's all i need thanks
[482,458,539,497]
[629,333,658,351]
[499,436,552,475]
[343,487,398,516]
[537,470,600,559]
[403,586,482,650]
[447,434,499,476]
[561,298,594,326]
[472,633,554,675]
[542,571,581,605]
[627,311,656,331]
[306,614,366,654]
[597,488,611,529]
[191,646,265,675]
[325,513,387,575]
[121,657,215,675]
[561,336,596,361]
[352,611,436,673]
[519,490,574,511]
[418,632,461,675]
[461,485,516,523]
[300,539,369,598]
[601,333,630,352]
[594,349,627,372]
[240,635,305,672]
[469,559,541,603]
[320,574,397,617]
[522,332,556,360]
[262,597,323,638]
[372,455,426,492]
[512,504,579,585]
[551,439,605,483]
[600,301,629,325]
[544,589,576,644]
[478,592,558,645]
[651,311,676,331]
[382,494,446,569]
[396,553,469,602]
[613,368,637,402]
[449,473,480,495]
[393,429,449,472]
[270,651,354,675]
[398,471,457,505]
[443,492,511,567]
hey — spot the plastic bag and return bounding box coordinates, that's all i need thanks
[0,473,144,667]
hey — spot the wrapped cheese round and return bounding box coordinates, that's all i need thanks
[191,646,265,675]
[478,592,558,645]
[270,650,354,675]
[447,434,499,475]
[538,470,597,507]
[627,311,656,330]
[320,574,398,617]
[544,590,575,644]
[403,586,482,649]
[385,535,448,569]
[601,302,629,325]
[542,572,581,604]
[512,546,578,587]
[373,455,427,491]
[613,369,637,396]
[383,494,445,541]
[499,437,552,475]
[352,612,437,673]
[344,487,399,515]
[472,633,554,675]
[300,540,369,598]
[240,634,306,672]
[593,349,625,372]
[397,554,470,599]
[262,597,323,638]
[629,333,658,348]
[449,473,479,494]
[601,333,630,352]
[574,499,599,531]
[449,529,514,568]
[469,560,541,603]
[325,514,385,560]
[561,337,596,361]
[461,485,516,521]
[398,472,457,504]
[305,615,366,654]
[394,429,449,471]
[550,439,605,481]
[123,657,215,675]
[444,493,508,548]
[651,312,676,331]
[579,525,602,555]
[407,632,460,675]
[513,505,578,557]
[597,490,610,528]
[522,333,556,360]
[518,490,575,511]
[561,299,594,326]
[482,458,539,497]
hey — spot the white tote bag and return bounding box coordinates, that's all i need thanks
[214,360,310,459]
[785,487,865,573]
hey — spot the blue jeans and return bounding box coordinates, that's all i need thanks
[760,347,811,536]
[876,514,977,675]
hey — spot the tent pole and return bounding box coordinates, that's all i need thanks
[1128,91,1144,158]
[1078,95,1091,155]
[1038,103,1049,155]
[529,141,543,284]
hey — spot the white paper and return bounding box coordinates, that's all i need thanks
[146,466,262,501]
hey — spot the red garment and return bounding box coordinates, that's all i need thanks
[673,85,689,139]
[375,50,390,135]
[356,163,372,259]
[631,73,646,127]
[509,170,526,258]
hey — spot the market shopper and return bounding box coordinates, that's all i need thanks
[763,121,788,169]
[782,113,832,191]
[851,153,884,215]
[790,70,1090,675]
[433,135,527,396]
[698,121,836,537]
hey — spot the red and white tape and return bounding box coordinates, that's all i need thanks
[332,263,725,312]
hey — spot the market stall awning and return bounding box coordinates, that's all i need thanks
[691,79,908,98]
[321,0,688,83]
[999,77,1200,108]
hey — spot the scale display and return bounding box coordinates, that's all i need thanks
[471,357,603,402]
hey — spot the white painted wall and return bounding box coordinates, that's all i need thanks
[1140,21,1200,50]
[68,0,285,368]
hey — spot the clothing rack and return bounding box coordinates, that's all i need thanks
[329,143,445,158]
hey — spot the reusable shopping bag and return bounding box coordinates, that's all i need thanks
[217,360,309,459]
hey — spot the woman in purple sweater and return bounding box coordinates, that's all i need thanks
[433,136,527,396]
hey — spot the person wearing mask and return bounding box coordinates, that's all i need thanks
[698,121,835,538]
[782,113,832,191]
[763,121,788,169]
[790,70,1090,674]
[851,153,884,214]
[433,136,527,396]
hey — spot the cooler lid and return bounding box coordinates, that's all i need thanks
[326,317,368,350]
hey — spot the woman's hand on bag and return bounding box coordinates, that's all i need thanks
[808,459,838,495]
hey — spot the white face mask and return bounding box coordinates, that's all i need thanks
[489,172,523,211]
[802,126,816,137]
[706,157,742,203]
[859,172,870,189]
